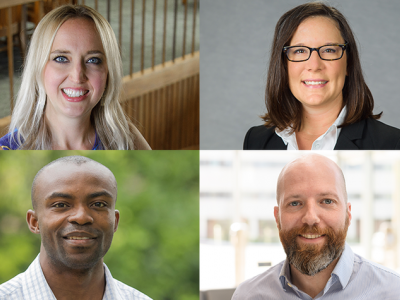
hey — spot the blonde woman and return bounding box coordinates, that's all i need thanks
[0,5,150,150]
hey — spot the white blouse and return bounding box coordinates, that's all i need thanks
[275,106,347,150]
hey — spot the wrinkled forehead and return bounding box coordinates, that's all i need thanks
[34,161,117,201]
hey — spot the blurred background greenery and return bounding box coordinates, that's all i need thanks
[0,150,199,300]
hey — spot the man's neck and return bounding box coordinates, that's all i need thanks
[290,257,340,299]
[39,251,106,300]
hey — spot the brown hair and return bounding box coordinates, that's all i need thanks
[261,2,381,131]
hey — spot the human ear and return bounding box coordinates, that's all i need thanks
[114,210,120,232]
[347,202,352,225]
[274,206,280,229]
[27,210,40,234]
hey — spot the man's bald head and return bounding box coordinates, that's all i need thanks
[276,154,347,205]
[31,156,117,210]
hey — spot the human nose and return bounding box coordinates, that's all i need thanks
[305,49,323,70]
[301,202,320,226]
[69,60,87,83]
[67,205,93,225]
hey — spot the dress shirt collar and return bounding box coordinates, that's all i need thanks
[275,106,347,150]
[278,242,354,294]
[21,254,119,300]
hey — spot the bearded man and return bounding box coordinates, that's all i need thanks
[232,154,400,300]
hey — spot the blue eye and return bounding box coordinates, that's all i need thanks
[54,56,68,63]
[87,57,102,64]
[322,199,333,204]
[289,201,300,206]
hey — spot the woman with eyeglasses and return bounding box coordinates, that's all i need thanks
[243,2,400,150]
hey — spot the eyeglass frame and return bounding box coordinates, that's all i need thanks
[282,43,348,62]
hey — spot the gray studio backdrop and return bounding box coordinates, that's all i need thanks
[200,0,400,150]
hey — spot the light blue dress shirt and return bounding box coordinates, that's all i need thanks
[232,243,400,299]
[0,255,152,300]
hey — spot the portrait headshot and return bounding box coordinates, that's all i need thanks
[200,151,400,299]
[0,151,199,300]
[0,1,199,150]
[200,0,400,150]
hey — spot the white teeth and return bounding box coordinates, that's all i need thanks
[301,234,322,239]
[67,237,91,240]
[304,81,327,85]
[62,89,88,97]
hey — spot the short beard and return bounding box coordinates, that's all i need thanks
[278,217,349,276]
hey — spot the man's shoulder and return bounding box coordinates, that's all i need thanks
[354,252,400,281]
[232,261,284,299]
[112,278,153,300]
[0,272,24,299]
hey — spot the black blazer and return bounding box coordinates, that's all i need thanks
[243,118,400,150]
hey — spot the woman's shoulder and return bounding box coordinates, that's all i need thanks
[339,118,400,150]
[0,131,22,150]
[243,125,286,150]
[365,118,400,135]
[365,118,400,148]
[0,132,13,150]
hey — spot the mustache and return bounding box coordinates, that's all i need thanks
[285,224,335,238]
[59,225,102,237]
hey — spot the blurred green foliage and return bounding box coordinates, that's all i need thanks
[0,150,199,300]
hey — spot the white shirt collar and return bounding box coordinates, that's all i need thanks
[275,106,347,150]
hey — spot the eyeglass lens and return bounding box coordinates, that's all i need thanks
[286,45,343,61]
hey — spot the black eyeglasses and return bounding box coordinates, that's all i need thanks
[283,43,348,62]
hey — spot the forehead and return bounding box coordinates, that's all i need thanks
[279,159,345,201]
[290,16,344,45]
[35,162,116,201]
[51,18,104,52]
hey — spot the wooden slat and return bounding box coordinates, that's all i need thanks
[107,0,110,22]
[122,51,199,100]
[0,0,37,9]
[182,0,187,58]
[141,0,145,73]
[191,0,197,55]
[151,0,156,70]
[172,0,177,62]
[130,0,135,76]
[118,0,122,49]
[123,73,199,150]
[162,0,167,65]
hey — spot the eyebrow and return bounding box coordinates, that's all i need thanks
[46,192,74,201]
[46,191,113,201]
[50,49,105,55]
[87,191,114,199]
[283,192,339,202]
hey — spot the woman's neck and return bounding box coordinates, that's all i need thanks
[44,111,96,150]
[296,100,343,150]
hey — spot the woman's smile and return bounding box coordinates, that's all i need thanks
[43,18,108,119]
[288,16,347,110]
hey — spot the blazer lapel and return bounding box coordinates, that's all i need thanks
[334,120,365,150]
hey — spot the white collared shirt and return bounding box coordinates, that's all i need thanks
[0,254,152,300]
[275,106,347,150]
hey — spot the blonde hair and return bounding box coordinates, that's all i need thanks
[10,4,136,149]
